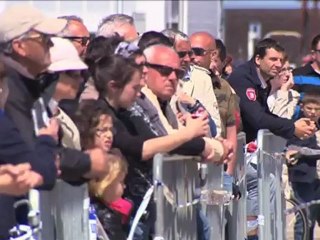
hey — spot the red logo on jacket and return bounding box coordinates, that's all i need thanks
[246,88,256,101]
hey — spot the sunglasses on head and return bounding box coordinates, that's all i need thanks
[146,62,185,79]
[191,47,214,56]
[64,36,90,46]
[177,51,194,58]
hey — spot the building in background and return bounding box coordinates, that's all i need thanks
[0,1,222,37]
[223,0,320,67]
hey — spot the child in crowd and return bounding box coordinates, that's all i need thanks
[300,94,320,145]
[286,93,320,239]
[74,99,131,240]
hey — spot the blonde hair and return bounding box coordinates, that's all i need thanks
[89,149,128,199]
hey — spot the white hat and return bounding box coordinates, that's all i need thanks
[0,4,67,43]
[48,37,88,72]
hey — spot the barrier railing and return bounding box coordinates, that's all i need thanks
[11,130,289,240]
[35,180,90,240]
[203,160,224,240]
[153,154,200,240]
[257,129,286,240]
[228,132,247,240]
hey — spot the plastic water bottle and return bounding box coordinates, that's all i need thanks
[89,206,97,240]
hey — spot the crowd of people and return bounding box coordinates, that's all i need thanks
[1,3,320,240]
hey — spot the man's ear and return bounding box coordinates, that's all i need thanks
[11,39,27,57]
[255,55,261,67]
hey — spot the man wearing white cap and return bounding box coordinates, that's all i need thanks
[0,5,67,238]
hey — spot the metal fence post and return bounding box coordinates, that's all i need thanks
[228,132,247,240]
[257,130,286,240]
[153,154,199,240]
[39,180,90,240]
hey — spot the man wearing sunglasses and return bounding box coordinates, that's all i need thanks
[58,15,90,58]
[162,29,222,137]
[0,4,68,238]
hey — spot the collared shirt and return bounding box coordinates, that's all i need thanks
[256,67,268,89]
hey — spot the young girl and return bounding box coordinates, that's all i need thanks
[75,99,130,240]
[89,150,129,240]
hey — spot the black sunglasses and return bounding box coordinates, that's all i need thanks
[191,47,214,56]
[177,51,194,58]
[146,62,185,79]
[64,36,90,46]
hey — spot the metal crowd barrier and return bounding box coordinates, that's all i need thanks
[228,132,247,240]
[257,129,286,240]
[153,154,200,240]
[32,180,90,240]
[203,159,224,240]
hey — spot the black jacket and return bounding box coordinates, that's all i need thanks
[5,68,91,184]
[228,60,295,142]
[0,111,57,239]
[92,198,127,240]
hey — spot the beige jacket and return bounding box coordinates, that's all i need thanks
[267,89,300,119]
[141,86,225,163]
[55,108,82,150]
[177,65,222,136]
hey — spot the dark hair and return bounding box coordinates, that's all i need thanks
[85,35,143,76]
[252,38,285,59]
[215,39,227,62]
[74,100,113,150]
[311,34,320,51]
[301,93,320,106]
[94,55,139,97]
[85,35,123,75]
[138,31,173,50]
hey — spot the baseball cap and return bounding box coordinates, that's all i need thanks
[0,4,67,43]
[48,37,88,72]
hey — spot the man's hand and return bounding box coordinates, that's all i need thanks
[84,148,110,179]
[0,164,43,196]
[184,114,210,139]
[38,118,60,142]
[294,118,316,139]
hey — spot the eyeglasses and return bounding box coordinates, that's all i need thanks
[145,62,185,79]
[191,47,214,56]
[64,36,90,46]
[95,126,116,137]
[20,33,52,46]
[279,66,293,74]
[177,51,194,58]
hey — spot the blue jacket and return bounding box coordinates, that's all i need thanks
[228,60,295,142]
[0,110,57,239]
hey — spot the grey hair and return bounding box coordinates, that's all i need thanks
[97,14,134,37]
[58,15,83,23]
[161,29,189,47]
[143,44,177,62]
